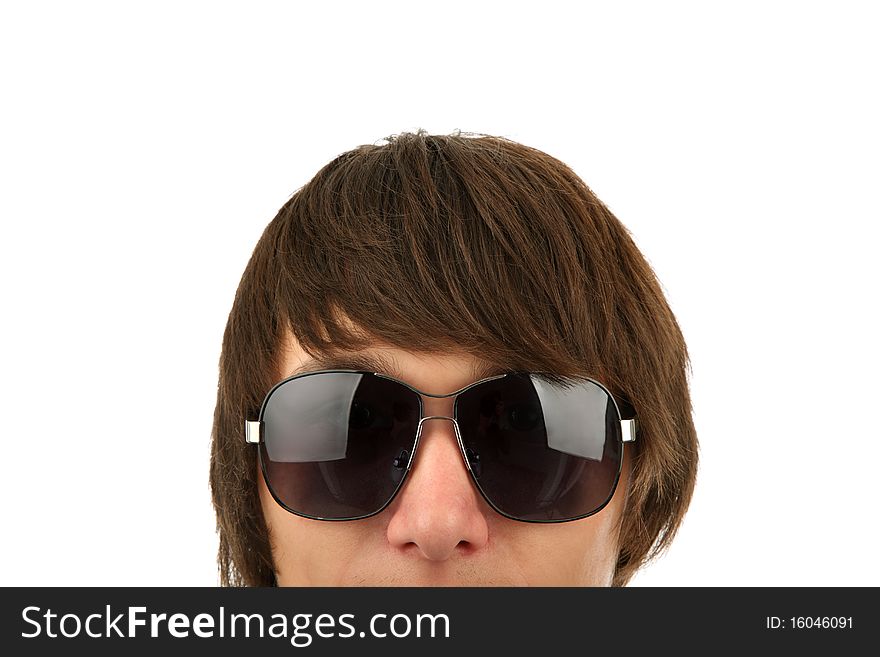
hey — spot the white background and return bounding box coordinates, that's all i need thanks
[1,1,877,586]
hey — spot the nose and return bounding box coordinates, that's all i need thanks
[385,415,490,561]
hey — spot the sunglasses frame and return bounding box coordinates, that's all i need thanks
[246,369,638,523]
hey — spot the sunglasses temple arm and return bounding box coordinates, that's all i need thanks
[621,418,638,443]
[245,420,262,444]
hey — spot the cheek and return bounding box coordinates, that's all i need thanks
[258,471,314,584]
[498,513,620,585]
[258,471,370,585]
[572,506,625,584]
[500,448,632,585]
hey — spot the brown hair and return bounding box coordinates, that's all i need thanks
[210,129,698,586]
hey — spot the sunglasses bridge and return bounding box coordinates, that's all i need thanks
[398,415,475,475]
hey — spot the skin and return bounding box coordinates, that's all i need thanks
[258,331,633,586]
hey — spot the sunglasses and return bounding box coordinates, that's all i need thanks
[245,370,638,523]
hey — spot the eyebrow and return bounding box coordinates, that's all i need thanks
[287,352,510,382]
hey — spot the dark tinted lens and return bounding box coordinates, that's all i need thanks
[260,372,421,519]
[455,374,622,521]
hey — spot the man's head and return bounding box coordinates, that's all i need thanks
[210,129,698,586]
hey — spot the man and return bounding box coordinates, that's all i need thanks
[210,129,698,586]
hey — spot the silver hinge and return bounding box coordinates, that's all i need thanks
[621,418,638,443]
[245,420,262,444]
